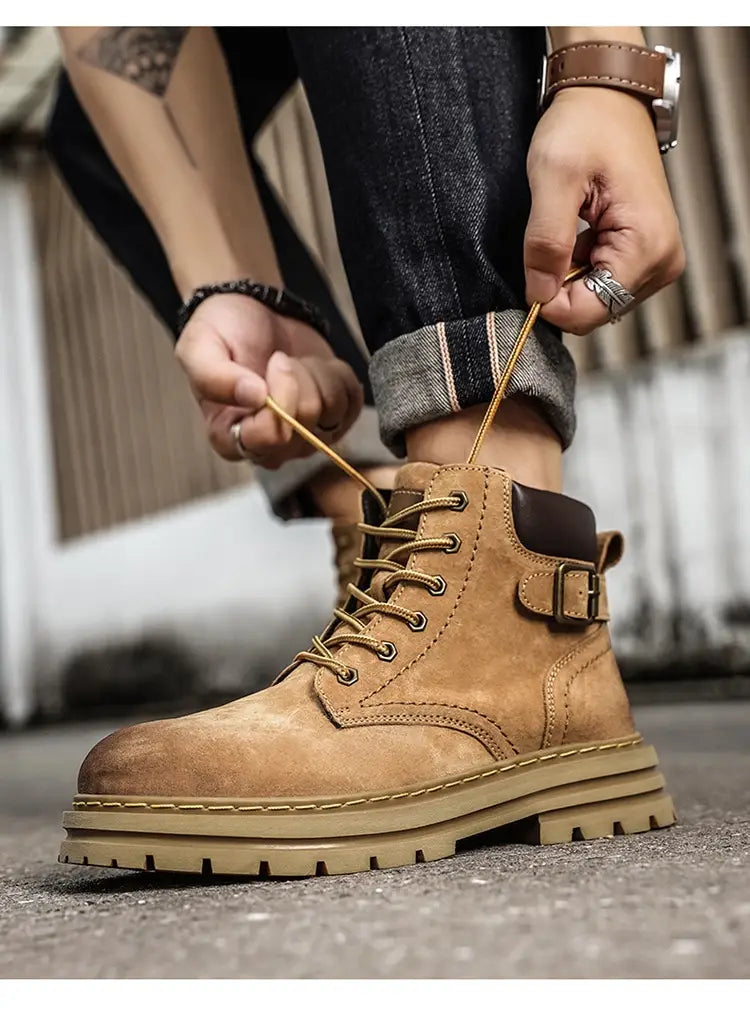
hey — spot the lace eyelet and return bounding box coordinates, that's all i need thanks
[428,575,447,596]
[408,611,428,632]
[443,532,462,553]
[338,667,358,686]
[377,641,398,662]
[449,490,469,511]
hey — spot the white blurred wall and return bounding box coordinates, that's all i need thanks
[0,173,333,724]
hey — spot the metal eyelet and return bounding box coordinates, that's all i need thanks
[408,611,428,632]
[338,667,358,686]
[428,575,447,596]
[377,641,398,662]
[443,532,462,553]
[449,490,469,511]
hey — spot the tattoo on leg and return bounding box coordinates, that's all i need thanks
[77,28,189,98]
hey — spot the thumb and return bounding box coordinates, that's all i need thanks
[524,168,584,304]
[176,332,267,410]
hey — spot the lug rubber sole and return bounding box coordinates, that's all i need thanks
[59,735,676,878]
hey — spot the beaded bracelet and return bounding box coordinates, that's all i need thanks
[176,279,331,340]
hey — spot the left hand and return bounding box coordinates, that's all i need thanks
[174,293,364,469]
[524,86,686,334]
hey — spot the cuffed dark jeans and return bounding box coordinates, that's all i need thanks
[48,28,577,479]
[291,28,576,455]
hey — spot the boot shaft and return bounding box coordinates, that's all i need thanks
[316,462,633,756]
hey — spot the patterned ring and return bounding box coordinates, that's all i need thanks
[583,267,636,323]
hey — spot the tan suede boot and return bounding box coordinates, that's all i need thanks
[331,521,363,607]
[60,460,675,877]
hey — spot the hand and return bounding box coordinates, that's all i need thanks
[174,293,364,468]
[524,87,685,334]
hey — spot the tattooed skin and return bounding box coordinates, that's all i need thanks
[77,28,189,97]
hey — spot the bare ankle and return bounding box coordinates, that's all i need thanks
[405,397,563,492]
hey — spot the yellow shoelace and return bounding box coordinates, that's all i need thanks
[266,266,589,681]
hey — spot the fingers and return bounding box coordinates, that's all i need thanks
[540,218,685,335]
[176,326,267,410]
[203,401,251,462]
[524,87,685,333]
[196,345,364,469]
[239,351,299,454]
[307,358,364,440]
[525,157,586,305]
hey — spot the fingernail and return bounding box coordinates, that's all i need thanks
[274,351,293,372]
[526,270,560,304]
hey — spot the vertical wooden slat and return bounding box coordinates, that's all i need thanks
[638,280,690,355]
[693,28,750,319]
[646,27,739,341]
[26,160,249,541]
[590,314,642,371]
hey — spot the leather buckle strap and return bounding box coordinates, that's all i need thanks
[518,563,609,625]
[554,563,600,625]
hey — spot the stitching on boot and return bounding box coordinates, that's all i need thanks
[520,570,594,617]
[561,646,614,744]
[337,710,507,758]
[315,466,596,758]
[541,626,607,748]
[361,465,489,702]
[500,476,596,570]
[71,736,643,812]
[343,702,518,757]
[316,465,492,717]
[314,468,486,712]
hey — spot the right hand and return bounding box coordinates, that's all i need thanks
[175,293,364,469]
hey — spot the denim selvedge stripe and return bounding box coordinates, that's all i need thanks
[370,309,577,456]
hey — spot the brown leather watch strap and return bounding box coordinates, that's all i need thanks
[544,41,666,104]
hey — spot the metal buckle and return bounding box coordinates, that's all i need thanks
[537,54,549,114]
[653,45,681,154]
[553,563,600,625]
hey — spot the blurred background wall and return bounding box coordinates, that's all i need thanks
[1,27,749,725]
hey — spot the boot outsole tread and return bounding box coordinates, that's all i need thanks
[58,792,676,878]
[59,739,677,878]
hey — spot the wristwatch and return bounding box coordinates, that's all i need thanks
[538,41,681,154]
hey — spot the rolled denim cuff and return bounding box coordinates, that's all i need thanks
[369,310,577,457]
[255,405,403,521]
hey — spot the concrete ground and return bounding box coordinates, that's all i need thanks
[1,700,748,979]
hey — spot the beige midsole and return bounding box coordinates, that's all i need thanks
[63,736,660,841]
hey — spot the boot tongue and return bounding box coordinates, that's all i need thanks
[340,462,440,618]
[371,462,440,591]
[392,460,439,491]
[387,461,438,529]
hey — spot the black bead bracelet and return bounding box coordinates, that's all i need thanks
[177,279,331,340]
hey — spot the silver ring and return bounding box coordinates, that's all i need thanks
[583,267,636,323]
[230,420,260,462]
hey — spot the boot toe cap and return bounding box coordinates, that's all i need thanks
[77,720,179,795]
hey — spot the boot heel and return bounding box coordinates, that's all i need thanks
[535,790,677,845]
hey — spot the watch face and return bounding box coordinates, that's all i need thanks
[653,46,681,152]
